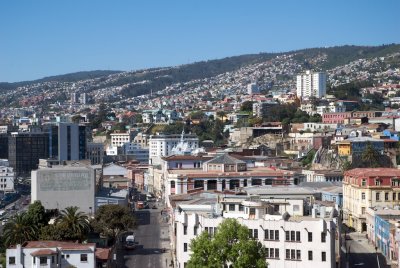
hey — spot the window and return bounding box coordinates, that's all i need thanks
[308,250,313,260]
[291,249,295,260]
[375,179,381,186]
[253,229,258,239]
[321,232,326,242]
[229,204,235,211]
[249,208,256,215]
[40,257,47,264]
[291,231,295,241]
[275,230,279,241]
[184,226,187,235]
[285,231,289,241]
[9,256,15,265]
[376,192,380,201]
[286,249,290,259]
[184,243,188,252]
[362,207,366,215]
[80,254,88,262]
[194,226,198,235]
[270,230,274,240]
[362,193,365,200]
[362,179,366,186]
[393,193,397,201]
[296,231,301,242]
[264,229,269,240]
[385,192,389,201]
[238,204,244,211]
[296,250,301,260]
[322,251,326,262]
[308,232,313,242]
[275,248,279,259]
[52,256,55,264]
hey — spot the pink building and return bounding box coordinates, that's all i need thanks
[322,112,352,124]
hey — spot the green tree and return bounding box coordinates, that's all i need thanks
[90,205,135,240]
[188,218,267,268]
[56,206,90,241]
[361,143,380,168]
[26,201,50,229]
[3,212,38,246]
[240,101,254,112]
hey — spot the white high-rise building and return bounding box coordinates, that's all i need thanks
[296,70,327,99]
[149,131,199,165]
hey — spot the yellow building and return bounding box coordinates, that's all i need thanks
[337,140,351,156]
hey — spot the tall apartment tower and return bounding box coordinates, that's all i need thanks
[43,123,87,161]
[296,70,327,98]
[71,92,78,104]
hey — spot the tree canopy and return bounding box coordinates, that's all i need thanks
[188,218,267,268]
[90,204,136,240]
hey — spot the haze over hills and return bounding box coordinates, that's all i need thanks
[1,44,399,108]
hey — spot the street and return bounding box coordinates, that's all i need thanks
[343,232,390,268]
[115,204,172,268]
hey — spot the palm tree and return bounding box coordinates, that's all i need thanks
[3,212,38,246]
[56,206,90,241]
[361,142,380,168]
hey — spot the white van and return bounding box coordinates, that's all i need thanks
[125,235,135,250]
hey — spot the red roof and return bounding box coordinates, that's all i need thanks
[23,241,95,250]
[345,168,400,177]
[31,249,57,256]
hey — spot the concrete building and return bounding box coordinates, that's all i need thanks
[296,70,327,98]
[86,142,104,165]
[247,82,260,95]
[252,100,279,117]
[0,166,15,192]
[43,123,87,161]
[343,168,400,232]
[31,165,95,214]
[110,132,132,148]
[122,142,149,163]
[6,241,96,268]
[149,132,199,165]
[174,195,338,268]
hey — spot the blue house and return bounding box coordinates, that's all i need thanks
[321,187,343,207]
[382,129,400,141]
[375,215,391,259]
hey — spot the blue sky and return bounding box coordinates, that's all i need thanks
[1,0,399,82]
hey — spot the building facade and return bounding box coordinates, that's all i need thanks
[8,132,49,177]
[296,70,327,98]
[343,168,400,232]
[174,197,337,268]
[0,166,15,192]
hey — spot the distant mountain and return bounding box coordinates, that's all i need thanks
[1,44,399,105]
[0,70,122,91]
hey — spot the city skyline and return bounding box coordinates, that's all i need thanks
[1,0,400,82]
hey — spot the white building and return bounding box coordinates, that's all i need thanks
[174,196,337,268]
[247,82,260,95]
[31,165,95,214]
[296,70,327,99]
[149,132,199,165]
[0,166,15,192]
[6,241,96,268]
[110,132,132,148]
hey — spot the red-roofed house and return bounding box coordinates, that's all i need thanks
[6,241,99,268]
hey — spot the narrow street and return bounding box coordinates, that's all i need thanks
[115,205,172,268]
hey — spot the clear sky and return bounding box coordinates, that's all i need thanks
[1,0,399,82]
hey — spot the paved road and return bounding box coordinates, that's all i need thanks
[116,206,172,268]
[343,232,389,268]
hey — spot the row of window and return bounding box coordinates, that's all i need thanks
[9,254,89,265]
[360,192,400,201]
